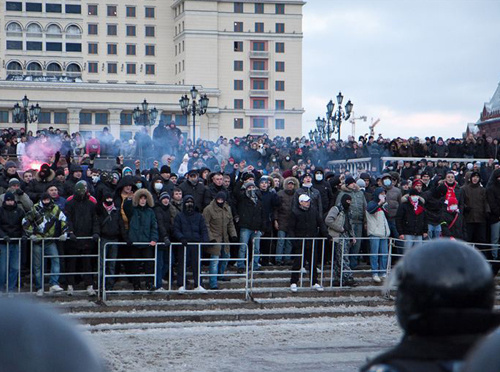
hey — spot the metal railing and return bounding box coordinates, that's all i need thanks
[0,238,22,293]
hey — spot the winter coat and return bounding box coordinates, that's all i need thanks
[154,203,173,241]
[293,186,323,219]
[421,189,443,226]
[128,189,158,244]
[366,189,390,238]
[0,202,25,239]
[203,183,230,209]
[173,209,209,244]
[382,181,402,220]
[202,200,237,255]
[325,205,353,242]
[236,191,265,231]
[97,204,125,240]
[287,205,328,239]
[179,180,206,212]
[23,201,68,238]
[312,176,334,215]
[26,169,56,202]
[274,177,299,232]
[0,188,33,212]
[335,184,367,223]
[0,170,23,192]
[395,197,428,236]
[441,210,464,240]
[486,169,500,223]
[260,189,280,233]
[463,182,488,224]
[64,194,100,238]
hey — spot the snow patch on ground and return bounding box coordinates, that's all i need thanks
[89,315,401,372]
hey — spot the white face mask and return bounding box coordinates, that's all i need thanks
[410,196,419,203]
[383,179,392,187]
[315,174,323,182]
[92,175,100,184]
[154,183,163,191]
[379,194,386,202]
[135,183,142,189]
[303,182,312,188]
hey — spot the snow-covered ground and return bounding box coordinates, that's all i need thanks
[89,316,401,372]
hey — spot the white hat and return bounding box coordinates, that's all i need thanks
[298,194,310,202]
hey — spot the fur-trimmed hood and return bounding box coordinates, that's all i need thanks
[283,176,300,190]
[270,172,284,186]
[132,188,154,207]
[340,183,360,193]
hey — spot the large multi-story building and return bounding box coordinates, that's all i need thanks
[0,0,304,141]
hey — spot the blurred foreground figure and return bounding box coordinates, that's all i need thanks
[0,299,105,372]
[461,327,500,372]
[361,239,500,372]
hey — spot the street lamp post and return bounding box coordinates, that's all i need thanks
[13,95,41,132]
[132,99,158,128]
[325,92,354,141]
[179,86,209,141]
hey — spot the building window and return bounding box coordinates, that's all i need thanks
[145,64,155,75]
[251,117,267,129]
[255,22,264,33]
[126,6,136,17]
[27,41,43,51]
[276,4,285,14]
[46,3,61,12]
[145,7,155,18]
[276,100,285,110]
[79,112,92,124]
[275,119,285,129]
[234,80,243,90]
[0,111,9,123]
[276,80,285,91]
[252,80,266,90]
[6,2,22,11]
[88,62,98,73]
[65,4,81,14]
[6,40,23,50]
[276,61,285,72]
[276,23,285,33]
[26,2,42,12]
[126,63,136,74]
[126,25,136,36]
[120,113,132,125]
[234,41,243,52]
[88,43,98,54]
[107,24,117,36]
[38,112,51,124]
[252,60,266,71]
[95,113,109,125]
[54,112,67,124]
[145,26,155,37]
[46,42,62,51]
[255,3,264,13]
[126,44,136,55]
[234,118,243,129]
[107,62,117,74]
[88,24,98,35]
[234,60,243,71]
[234,22,243,32]
[234,99,243,109]
[275,42,285,53]
[107,44,117,55]
[145,45,155,56]
[234,2,243,13]
[252,41,266,51]
[88,4,97,15]
[252,99,266,109]
[66,43,82,52]
[107,5,117,16]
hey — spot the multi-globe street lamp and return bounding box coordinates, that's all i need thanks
[132,99,158,127]
[309,92,353,142]
[13,95,41,132]
[179,86,209,141]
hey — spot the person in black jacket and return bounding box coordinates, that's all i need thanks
[0,192,25,292]
[288,194,328,293]
[395,189,428,250]
[235,181,265,274]
[64,180,100,296]
[257,176,280,266]
[179,169,206,212]
[97,192,125,290]
[154,192,173,291]
[203,172,229,209]
[312,167,334,217]
[173,195,209,292]
[487,168,500,260]
[421,186,445,239]
[26,163,56,203]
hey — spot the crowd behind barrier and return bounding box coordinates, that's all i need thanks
[0,125,500,297]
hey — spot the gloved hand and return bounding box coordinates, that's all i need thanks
[3,236,11,243]
[30,234,41,243]
[54,151,61,164]
[59,233,67,242]
[16,189,24,196]
[210,239,217,243]
[69,233,77,242]
[181,238,188,247]
[127,239,133,247]
[92,233,100,242]
[229,236,239,243]
[89,153,97,161]
[65,151,72,165]
[21,236,27,243]
[164,237,171,247]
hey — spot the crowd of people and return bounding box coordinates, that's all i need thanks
[0,122,499,295]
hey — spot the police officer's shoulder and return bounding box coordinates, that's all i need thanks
[365,364,399,372]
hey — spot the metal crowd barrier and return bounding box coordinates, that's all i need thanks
[0,238,22,293]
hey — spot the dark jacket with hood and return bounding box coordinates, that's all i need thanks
[64,191,99,238]
[236,184,265,231]
[0,197,25,239]
[179,178,206,212]
[154,201,173,241]
[287,204,328,238]
[97,197,125,241]
[128,189,158,244]
[26,165,56,202]
[312,168,334,215]
[463,173,488,224]
[173,195,209,243]
[336,183,367,223]
[395,194,428,236]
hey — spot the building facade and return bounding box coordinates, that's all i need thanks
[477,82,500,138]
[0,0,304,141]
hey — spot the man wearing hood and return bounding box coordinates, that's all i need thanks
[203,191,238,289]
[26,163,56,202]
[312,167,334,217]
[173,195,209,292]
[336,176,367,268]
[63,164,93,197]
[154,192,173,291]
[463,171,488,251]
[294,173,323,219]
[487,168,500,260]
[179,169,206,212]
[23,192,68,296]
[0,192,25,292]
[64,180,100,296]
[274,177,299,265]
[381,173,402,251]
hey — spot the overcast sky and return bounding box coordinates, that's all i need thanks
[302,0,500,140]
